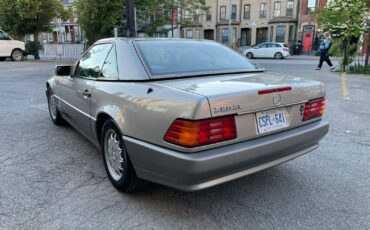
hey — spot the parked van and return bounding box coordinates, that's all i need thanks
[0,30,25,61]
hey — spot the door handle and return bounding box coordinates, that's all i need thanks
[82,89,91,97]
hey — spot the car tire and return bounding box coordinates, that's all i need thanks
[246,52,254,59]
[0,57,6,61]
[47,89,66,126]
[11,49,24,61]
[274,52,283,60]
[101,120,138,192]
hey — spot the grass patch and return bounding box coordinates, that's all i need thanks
[348,64,370,75]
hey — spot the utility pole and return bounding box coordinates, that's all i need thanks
[171,0,174,38]
[126,0,136,37]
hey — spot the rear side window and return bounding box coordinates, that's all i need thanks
[258,43,268,48]
[135,40,258,78]
[100,46,118,79]
[76,43,113,78]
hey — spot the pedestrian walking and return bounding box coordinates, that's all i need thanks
[316,32,335,71]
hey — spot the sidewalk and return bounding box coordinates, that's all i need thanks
[289,55,341,61]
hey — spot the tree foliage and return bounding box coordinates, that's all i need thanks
[316,0,367,40]
[74,0,122,45]
[0,0,69,58]
[0,0,67,36]
[316,0,368,71]
[134,0,208,35]
[74,0,208,43]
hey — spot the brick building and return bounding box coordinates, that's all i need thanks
[182,0,300,47]
[182,0,328,51]
[298,0,327,52]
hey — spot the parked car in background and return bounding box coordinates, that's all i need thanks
[0,30,25,61]
[47,38,328,192]
[243,42,290,59]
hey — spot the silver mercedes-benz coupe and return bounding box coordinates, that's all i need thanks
[46,38,329,192]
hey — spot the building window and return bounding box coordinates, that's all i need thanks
[244,5,250,20]
[286,0,294,17]
[307,0,316,14]
[288,25,295,41]
[231,5,237,20]
[195,29,200,39]
[220,6,226,20]
[222,28,229,44]
[231,28,237,44]
[260,3,267,18]
[274,2,281,18]
[186,30,193,39]
[206,8,212,21]
[276,25,286,42]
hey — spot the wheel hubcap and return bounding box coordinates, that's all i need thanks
[13,51,22,61]
[105,130,124,181]
[49,95,58,119]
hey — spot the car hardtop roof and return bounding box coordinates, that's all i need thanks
[95,37,219,44]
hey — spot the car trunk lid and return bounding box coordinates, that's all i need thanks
[159,72,325,117]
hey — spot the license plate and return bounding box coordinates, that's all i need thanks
[256,108,289,134]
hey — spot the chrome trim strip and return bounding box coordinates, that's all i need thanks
[53,95,97,121]
[237,100,308,115]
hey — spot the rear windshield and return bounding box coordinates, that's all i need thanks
[135,40,259,78]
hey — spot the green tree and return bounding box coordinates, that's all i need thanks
[74,0,208,43]
[0,0,68,59]
[316,0,367,71]
[74,0,122,45]
[135,0,208,36]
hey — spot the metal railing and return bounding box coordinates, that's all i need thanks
[41,43,86,63]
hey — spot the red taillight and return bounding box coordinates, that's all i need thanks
[302,98,326,121]
[164,116,237,148]
[258,87,292,95]
[283,48,289,52]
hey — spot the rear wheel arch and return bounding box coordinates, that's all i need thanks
[274,52,283,59]
[96,113,119,146]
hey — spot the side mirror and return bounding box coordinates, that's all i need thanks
[254,46,259,49]
[55,65,72,76]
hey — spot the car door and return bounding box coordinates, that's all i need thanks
[254,43,267,57]
[271,43,282,57]
[0,31,12,57]
[59,43,113,140]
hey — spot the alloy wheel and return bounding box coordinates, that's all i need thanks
[104,130,124,181]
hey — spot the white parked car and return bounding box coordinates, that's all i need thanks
[0,30,25,61]
[243,42,290,60]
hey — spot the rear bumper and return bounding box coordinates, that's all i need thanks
[124,120,329,191]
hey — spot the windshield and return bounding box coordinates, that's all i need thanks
[135,40,259,78]
[0,31,12,40]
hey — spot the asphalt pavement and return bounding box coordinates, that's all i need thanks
[0,58,369,230]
